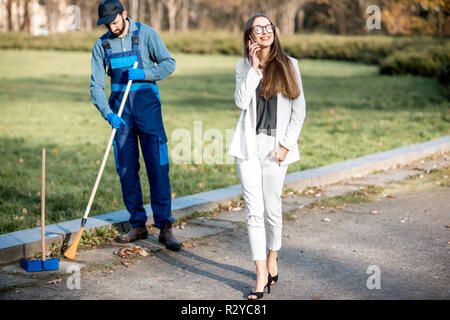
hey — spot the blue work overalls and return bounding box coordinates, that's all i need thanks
[101,22,174,229]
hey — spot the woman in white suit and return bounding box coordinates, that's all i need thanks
[228,13,306,299]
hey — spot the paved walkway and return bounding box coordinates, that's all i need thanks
[1,152,449,299]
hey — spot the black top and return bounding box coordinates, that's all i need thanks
[255,82,277,136]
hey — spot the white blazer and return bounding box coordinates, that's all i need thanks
[227,56,306,166]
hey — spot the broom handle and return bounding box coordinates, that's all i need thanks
[81,61,139,224]
[41,148,46,262]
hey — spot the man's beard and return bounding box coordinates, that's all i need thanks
[111,16,126,38]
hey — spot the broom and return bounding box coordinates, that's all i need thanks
[64,62,139,260]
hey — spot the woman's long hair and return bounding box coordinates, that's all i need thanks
[243,13,300,100]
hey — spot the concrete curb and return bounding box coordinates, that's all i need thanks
[1,135,449,265]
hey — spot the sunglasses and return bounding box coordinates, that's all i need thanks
[251,24,275,34]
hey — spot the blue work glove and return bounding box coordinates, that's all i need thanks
[106,113,126,129]
[127,67,145,81]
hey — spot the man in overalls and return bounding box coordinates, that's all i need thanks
[90,0,181,250]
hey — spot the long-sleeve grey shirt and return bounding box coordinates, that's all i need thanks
[90,17,176,119]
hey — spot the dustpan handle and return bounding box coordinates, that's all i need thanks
[41,149,46,262]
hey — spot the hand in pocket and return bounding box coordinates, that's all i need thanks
[270,145,289,164]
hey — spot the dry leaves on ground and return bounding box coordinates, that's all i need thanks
[301,186,324,197]
[113,246,153,267]
[226,200,244,211]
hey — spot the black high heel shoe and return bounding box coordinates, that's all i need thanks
[268,257,279,285]
[248,280,271,300]
[268,273,278,285]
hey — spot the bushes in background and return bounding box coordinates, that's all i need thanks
[1,31,448,92]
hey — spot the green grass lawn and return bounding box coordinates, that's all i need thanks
[0,49,448,234]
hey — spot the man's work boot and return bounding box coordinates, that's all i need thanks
[159,223,181,250]
[116,226,148,243]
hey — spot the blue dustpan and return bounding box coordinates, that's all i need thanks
[20,257,59,272]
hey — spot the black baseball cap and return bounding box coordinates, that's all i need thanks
[97,0,124,25]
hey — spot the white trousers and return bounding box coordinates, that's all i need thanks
[236,133,289,261]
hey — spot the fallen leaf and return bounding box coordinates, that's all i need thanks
[371,210,378,214]
[18,158,24,163]
[182,242,194,248]
[336,205,346,210]
[131,247,141,254]
[117,248,128,258]
[47,278,62,285]
[322,218,330,222]
[22,208,28,214]
[386,194,395,198]
[139,249,149,257]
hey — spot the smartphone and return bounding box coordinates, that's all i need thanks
[248,35,257,63]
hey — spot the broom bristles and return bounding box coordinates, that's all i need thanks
[63,227,84,260]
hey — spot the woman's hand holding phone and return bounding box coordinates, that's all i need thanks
[248,37,261,73]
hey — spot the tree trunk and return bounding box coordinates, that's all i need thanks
[141,0,147,24]
[189,0,199,29]
[277,0,301,35]
[148,0,163,31]
[163,0,182,32]
[180,0,189,31]
[7,0,13,32]
[337,1,346,35]
[296,7,305,32]
[21,0,30,32]
[45,0,57,34]
[131,0,139,21]
[82,0,93,31]
[437,0,443,36]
